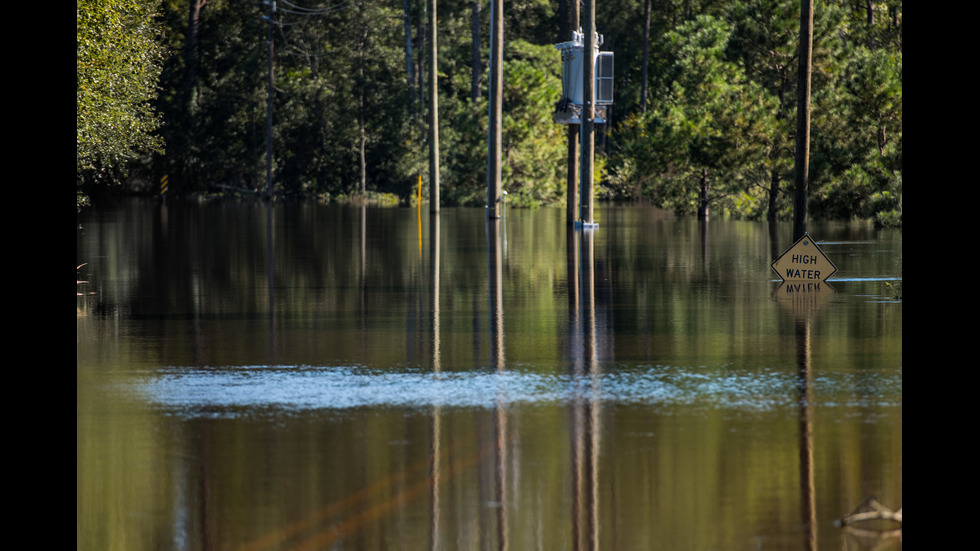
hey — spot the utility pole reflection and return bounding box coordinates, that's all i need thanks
[771,224,821,551]
[568,228,600,550]
[266,202,277,360]
[429,212,442,550]
[488,217,508,550]
[488,218,505,370]
[797,311,816,551]
[772,228,821,551]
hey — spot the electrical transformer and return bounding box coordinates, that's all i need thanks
[554,30,614,125]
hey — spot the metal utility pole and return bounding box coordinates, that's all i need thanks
[565,1,580,226]
[793,0,813,241]
[580,0,595,226]
[428,0,440,212]
[487,0,503,219]
[265,1,276,200]
[554,0,611,227]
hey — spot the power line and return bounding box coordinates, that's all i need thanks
[277,0,353,17]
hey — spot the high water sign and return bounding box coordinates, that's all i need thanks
[771,233,837,283]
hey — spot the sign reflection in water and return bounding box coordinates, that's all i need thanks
[77,200,902,550]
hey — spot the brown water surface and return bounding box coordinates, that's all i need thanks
[77,199,902,550]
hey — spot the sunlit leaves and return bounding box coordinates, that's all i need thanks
[443,39,566,207]
[77,0,166,180]
[611,15,774,216]
[809,41,901,224]
[80,0,901,225]
[603,1,900,223]
[840,48,902,156]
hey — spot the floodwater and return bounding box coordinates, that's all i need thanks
[77,199,902,551]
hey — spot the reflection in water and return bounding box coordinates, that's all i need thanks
[569,228,601,551]
[430,212,441,373]
[266,203,277,359]
[487,217,509,550]
[797,308,816,551]
[488,217,505,370]
[429,211,441,551]
[78,201,902,551]
[773,267,842,551]
[770,225,822,551]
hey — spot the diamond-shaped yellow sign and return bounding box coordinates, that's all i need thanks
[771,233,837,282]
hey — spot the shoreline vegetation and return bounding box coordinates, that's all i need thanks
[77,0,901,228]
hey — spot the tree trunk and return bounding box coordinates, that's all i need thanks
[179,0,206,191]
[357,3,368,196]
[418,13,425,107]
[428,0,440,211]
[767,168,780,222]
[471,1,482,101]
[640,0,651,113]
[793,0,813,241]
[698,168,710,220]
[359,120,367,195]
[403,0,415,111]
[265,0,274,198]
[184,0,206,115]
[767,76,791,222]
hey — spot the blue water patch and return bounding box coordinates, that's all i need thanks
[139,364,901,415]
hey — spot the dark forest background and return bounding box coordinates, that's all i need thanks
[77,0,901,225]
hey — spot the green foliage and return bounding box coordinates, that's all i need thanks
[442,42,566,207]
[80,0,901,223]
[607,15,777,217]
[604,0,901,223]
[810,45,902,223]
[77,0,166,190]
[154,0,273,193]
[499,40,567,206]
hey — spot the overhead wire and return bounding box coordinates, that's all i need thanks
[266,0,356,60]
[277,0,353,17]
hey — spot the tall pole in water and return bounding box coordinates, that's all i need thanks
[565,1,579,226]
[793,0,813,241]
[487,0,503,219]
[428,0,440,213]
[580,0,595,225]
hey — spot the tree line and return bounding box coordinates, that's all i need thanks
[77,0,901,225]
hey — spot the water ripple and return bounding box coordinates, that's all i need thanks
[139,364,901,415]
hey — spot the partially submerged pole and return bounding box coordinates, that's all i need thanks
[487,0,503,218]
[793,0,813,241]
[428,0,440,213]
[565,1,580,226]
[580,0,595,226]
[554,0,611,228]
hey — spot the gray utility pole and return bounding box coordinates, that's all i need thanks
[428,0,440,213]
[487,0,503,219]
[265,1,276,200]
[565,1,580,226]
[580,0,595,226]
[793,0,813,241]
